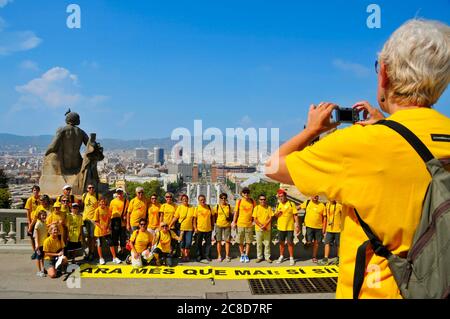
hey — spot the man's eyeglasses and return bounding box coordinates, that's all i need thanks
[259,198,266,201]
[139,223,146,226]
[88,186,94,189]
[151,197,157,200]
[165,196,172,199]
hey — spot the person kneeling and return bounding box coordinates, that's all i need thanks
[129,218,154,268]
[43,225,68,278]
[153,222,181,267]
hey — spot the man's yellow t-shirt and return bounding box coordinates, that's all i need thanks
[156,230,176,253]
[214,204,232,228]
[234,199,255,228]
[94,206,111,237]
[25,196,40,221]
[43,236,65,260]
[32,205,52,222]
[325,202,343,233]
[160,203,177,229]
[110,197,127,219]
[66,213,83,243]
[147,203,161,229]
[300,200,325,229]
[285,108,450,299]
[174,205,194,231]
[82,193,98,221]
[194,205,215,232]
[276,201,297,231]
[128,197,147,227]
[130,230,153,254]
[252,205,274,232]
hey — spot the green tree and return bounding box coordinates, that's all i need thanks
[125,180,165,202]
[249,181,280,208]
[0,188,11,209]
[0,169,8,189]
[167,178,184,195]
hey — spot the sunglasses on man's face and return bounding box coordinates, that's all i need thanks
[139,223,146,227]
[161,225,169,228]
[260,198,266,201]
[151,197,157,200]
[138,191,144,194]
[166,196,172,199]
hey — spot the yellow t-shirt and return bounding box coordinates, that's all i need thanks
[34,220,48,247]
[43,236,65,260]
[32,205,52,222]
[94,206,111,237]
[285,108,450,299]
[130,230,153,254]
[128,197,147,227]
[160,203,177,229]
[325,202,343,233]
[82,193,98,221]
[214,204,232,228]
[300,201,325,229]
[194,205,215,232]
[110,197,127,219]
[46,211,66,236]
[60,204,70,217]
[174,205,194,231]
[147,203,161,229]
[156,230,176,253]
[276,201,297,231]
[66,213,83,243]
[25,196,40,220]
[252,205,274,232]
[234,199,255,228]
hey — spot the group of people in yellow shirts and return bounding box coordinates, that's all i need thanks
[24,183,343,277]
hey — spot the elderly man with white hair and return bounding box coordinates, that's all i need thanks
[266,19,450,298]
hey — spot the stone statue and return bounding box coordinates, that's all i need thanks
[40,110,105,196]
[43,110,89,176]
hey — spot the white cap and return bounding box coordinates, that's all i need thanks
[116,188,124,193]
[63,184,72,190]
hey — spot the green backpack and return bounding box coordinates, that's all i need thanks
[353,120,450,299]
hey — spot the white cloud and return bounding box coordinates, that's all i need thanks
[0,0,14,8]
[14,67,108,111]
[0,30,42,55]
[19,59,39,71]
[332,59,370,78]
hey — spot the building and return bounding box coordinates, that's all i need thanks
[135,148,149,162]
[167,162,193,182]
[153,147,164,165]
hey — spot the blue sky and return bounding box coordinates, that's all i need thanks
[0,0,449,140]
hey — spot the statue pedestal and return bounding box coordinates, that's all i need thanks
[39,174,80,197]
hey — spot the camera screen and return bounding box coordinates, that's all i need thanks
[339,109,354,122]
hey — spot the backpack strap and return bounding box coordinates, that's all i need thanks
[376,120,434,163]
[352,208,392,299]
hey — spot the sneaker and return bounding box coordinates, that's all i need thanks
[289,257,295,266]
[276,256,284,264]
[196,256,202,262]
[312,257,318,263]
[112,257,122,264]
[244,255,250,263]
[38,271,46,278]
[266,258,273,264]
[206,257,212,262]
[216,257,223,262]
[255,258,263,263]
[225,256,231,262]
[239,255,245,263]
[318,257,329,266]
[99,258,106,265]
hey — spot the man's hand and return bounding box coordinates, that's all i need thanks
[305,102,340,136]
[353,101,385,126]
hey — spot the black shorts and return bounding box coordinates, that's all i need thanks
[324,232,340,246]
[36,246,44,260]
[96,235,113,247]
[306,227,323,243]
[278,231,294,243]
[111,217,127,247]
[65,241,82,255]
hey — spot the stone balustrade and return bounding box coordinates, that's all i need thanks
[0,209,28,244]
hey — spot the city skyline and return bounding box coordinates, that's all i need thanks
[0,1,449,141]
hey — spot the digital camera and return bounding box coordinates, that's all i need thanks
[332,107,360,124]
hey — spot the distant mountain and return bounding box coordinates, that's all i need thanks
[0,133,281,152]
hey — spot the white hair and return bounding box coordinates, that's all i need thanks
[136,186,144,193]
[379,19,450,107]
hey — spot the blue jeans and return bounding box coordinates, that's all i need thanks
[180,231,193,249]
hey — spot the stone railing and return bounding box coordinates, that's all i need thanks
[0,209,28,244]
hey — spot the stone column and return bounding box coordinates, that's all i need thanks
[206,184,211,204]
[196,184,201,205]
[7,221,16,244]
[0,222,6,244]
